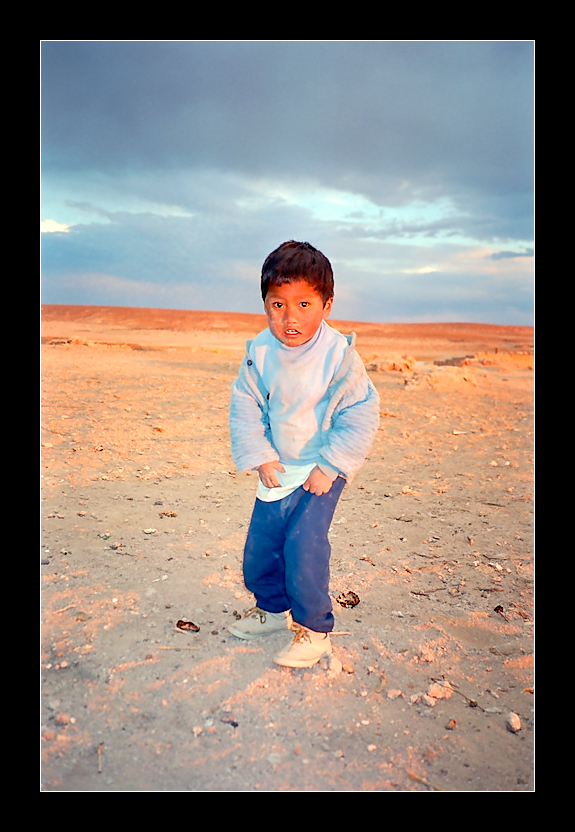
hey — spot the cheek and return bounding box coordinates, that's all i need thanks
[266,312,283,334]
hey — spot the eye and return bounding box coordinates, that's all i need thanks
[300,302,310,307]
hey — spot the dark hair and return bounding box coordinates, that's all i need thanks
[261,240,334,305]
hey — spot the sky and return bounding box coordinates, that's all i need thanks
[41,41,534,325]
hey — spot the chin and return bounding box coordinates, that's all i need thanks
[282,334,308,347]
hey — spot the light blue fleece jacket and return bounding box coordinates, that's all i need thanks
[229,330,380,482]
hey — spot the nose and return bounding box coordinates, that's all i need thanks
[283,304,298,322]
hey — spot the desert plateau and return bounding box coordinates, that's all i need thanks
[40,304,534,792]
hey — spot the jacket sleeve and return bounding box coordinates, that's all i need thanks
[229,361,280,472]
[317,364,380,481]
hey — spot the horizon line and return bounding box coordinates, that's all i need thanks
[40,302,534,331]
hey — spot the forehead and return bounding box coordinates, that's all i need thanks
[265,280,323,301]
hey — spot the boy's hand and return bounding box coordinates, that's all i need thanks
[257,460,285,488]
[302,466,333,496]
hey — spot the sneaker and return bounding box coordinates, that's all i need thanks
[274,624,332,668]
[228,606,292,640]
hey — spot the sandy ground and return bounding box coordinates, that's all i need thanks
[40,305,534,792]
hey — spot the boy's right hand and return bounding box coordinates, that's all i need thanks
[257,460,285,488]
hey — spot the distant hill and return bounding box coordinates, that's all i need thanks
[41,304,533,345]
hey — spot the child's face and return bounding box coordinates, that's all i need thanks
[264,280,333,348]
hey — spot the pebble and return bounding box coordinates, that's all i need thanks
[326,655,342,678]
[268,753,286,765]
[507,712,521,733]
[427,681,454,701]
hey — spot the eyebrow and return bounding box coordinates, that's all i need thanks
[268,291,318,298]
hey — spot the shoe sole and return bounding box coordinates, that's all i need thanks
[274,648,332,668]
[227,625,288,640]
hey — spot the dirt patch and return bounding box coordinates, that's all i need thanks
[41,306,534,791]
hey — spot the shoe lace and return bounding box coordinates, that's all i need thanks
[289,623,312,644]
[243,606,268,623]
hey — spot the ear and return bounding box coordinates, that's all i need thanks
[322,297,333,319]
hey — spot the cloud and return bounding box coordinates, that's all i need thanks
[40,205,534,325]
[489,248,534,260]
[41,219,72,233]
[40,41,534,324]
[41,41,534,235]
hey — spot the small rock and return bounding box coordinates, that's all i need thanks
[326,655,343,678]
[387,689,403,700]
[365,354,416,373]
[427,681,454,701]
[507,712,521,733]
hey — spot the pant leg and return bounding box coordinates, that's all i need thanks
[242,498,291,613]
[283,477,346,633]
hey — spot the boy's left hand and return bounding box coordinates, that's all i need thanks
[302,466,334,496]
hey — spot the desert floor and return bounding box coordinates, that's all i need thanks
[41,305,534,792]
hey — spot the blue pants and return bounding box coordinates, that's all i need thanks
[242,477,346,633]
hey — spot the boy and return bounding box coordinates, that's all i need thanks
[228,241,379,667]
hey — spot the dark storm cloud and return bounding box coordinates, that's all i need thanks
[42,40,534,238]
[41,41,534,324]
[40,193,327,307]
